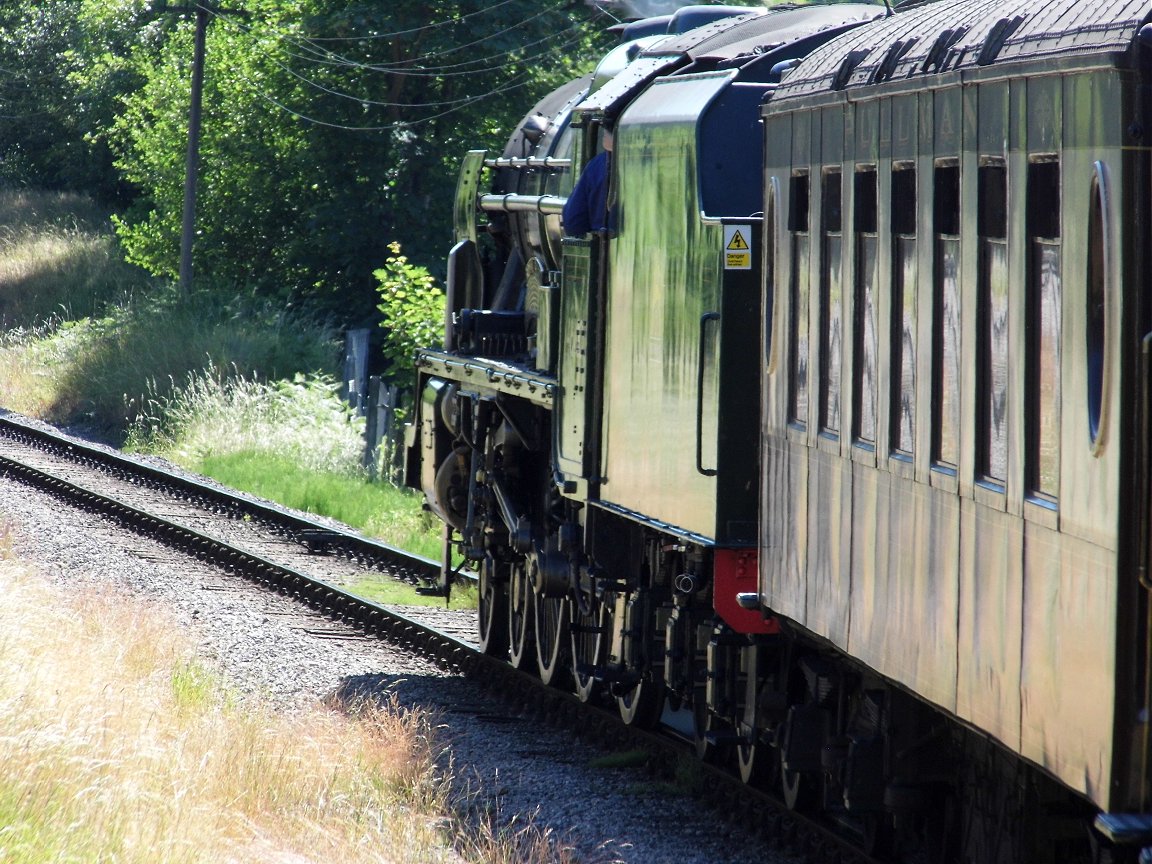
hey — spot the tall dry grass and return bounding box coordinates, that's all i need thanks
[0,553,575,864]
[0,562,464,863]
[0,188,149,329]
[0,188,338,438]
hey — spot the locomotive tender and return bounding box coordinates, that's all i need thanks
[405,1,1152,860]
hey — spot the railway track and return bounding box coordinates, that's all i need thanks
[0,411,883,864]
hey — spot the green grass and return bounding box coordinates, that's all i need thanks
[195,450,440,560]
[346,572,478,610]
[123,367,441,553]
[0,187,448,593]
[190,450,476,608]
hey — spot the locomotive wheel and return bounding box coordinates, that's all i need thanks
[617,674,664,728]
[570,594,609,702]
[736,733,775,786]
[693,628,737,764]
[692,691,731,764]
[781,757,820,812]
[507,561,535,671]
[477,557,509,658]
[736,644,777,786]
[534,595,570,687]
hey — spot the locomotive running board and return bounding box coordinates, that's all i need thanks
[415,349,556,408]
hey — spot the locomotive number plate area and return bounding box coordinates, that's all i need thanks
[723,224,752,270]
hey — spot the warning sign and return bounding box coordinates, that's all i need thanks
[723,225,752,270]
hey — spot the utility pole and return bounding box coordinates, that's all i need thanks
[180,3,209,296]
[156,1,244,295]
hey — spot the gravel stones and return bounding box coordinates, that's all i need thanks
[0,460,800,864]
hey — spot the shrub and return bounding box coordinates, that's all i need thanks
[374,241,445,384]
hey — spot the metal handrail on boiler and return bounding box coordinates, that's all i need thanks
[477,156,571,216]
[478,193,566,216]
[483,156,572,171]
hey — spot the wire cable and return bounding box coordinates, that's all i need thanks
[206,2,601,75]
[201,4,601,122]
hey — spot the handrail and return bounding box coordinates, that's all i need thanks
[696,312,721,477]
[479,193,565,215]
[484,156,572,170]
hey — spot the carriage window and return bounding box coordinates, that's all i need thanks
[790,172,810,231]
[820,171,843,435]
[789,173,811,427]
[977,163,1009,486]
[1027,159,1061,501]
[853,168,878,446]
[1086,163,1109,452]
[933,163,961,469]
[891,166,917,457]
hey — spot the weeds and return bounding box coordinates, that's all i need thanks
[1,187,441,560]
[126,367,364,475]
[0,566,459,863]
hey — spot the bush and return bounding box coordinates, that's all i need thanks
[374,241,445,385]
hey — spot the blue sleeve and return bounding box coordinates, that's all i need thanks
[563,152,609,236]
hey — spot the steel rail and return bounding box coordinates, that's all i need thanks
[0,414,882,864]
[0,412,461,587]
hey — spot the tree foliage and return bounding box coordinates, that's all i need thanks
[374,242,445,377]
[0,1,150,197]
[0,0,611,323]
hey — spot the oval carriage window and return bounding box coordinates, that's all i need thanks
[1086,161,1111,453]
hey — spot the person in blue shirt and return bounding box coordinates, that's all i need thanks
[562,125,613,236]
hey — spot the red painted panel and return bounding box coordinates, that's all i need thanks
[714,548,778,635]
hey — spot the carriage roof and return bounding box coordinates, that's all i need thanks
[771,0,1151,101]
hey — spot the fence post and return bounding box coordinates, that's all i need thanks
[364,375,382,478]
[342,328,371,415]
[363,377,403,484]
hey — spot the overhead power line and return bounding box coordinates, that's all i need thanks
[197,4,603,130]
[209,2,586,75]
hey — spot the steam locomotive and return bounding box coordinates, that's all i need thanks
[404,1,1152,860]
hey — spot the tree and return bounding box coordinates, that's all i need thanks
[109,0,612,321]
[0,0,151,199]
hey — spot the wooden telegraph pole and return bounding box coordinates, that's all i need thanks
[155,1,243,295]
[180,3,209,296]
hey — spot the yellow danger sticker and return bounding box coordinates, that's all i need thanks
[723,225,752,270]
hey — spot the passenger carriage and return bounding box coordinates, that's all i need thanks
[757,0,1152,858]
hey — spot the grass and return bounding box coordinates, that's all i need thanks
[588,750,651,771]
[195,450,439,559]
[588,749,704,799]
[0,318,88,418]
[0,188,150,329]
[190,449,475,608]
[122,369,455,606]
[0,187,444,570]
[349,572,479,611]
[0,558,569,863]
[0,562,461,863]
[0,185,339,437]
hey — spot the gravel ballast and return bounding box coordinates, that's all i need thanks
[0,468,802,864]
